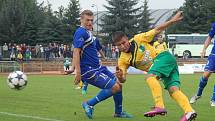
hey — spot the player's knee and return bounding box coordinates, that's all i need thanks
[145,74,157,81]
[168,86,179,94]
[203,72,211,79]
[111,82,122,94]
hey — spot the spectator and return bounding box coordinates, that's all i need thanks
[3,43,8,58]
[25,48,31,63]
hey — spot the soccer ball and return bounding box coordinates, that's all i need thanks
[7,71,28,90]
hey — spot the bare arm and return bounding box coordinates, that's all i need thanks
[99,50,106,59]
[154,11,183,35]
[116,66,126,83]
[73,48,82,85]
[201,36,213,58]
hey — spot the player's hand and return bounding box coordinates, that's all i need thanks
[200,50,206,58]
[65,65,75,75]
[115,66,126,83]
[171,11,183,23]
[74,72,81,85]
[65,70,74,75]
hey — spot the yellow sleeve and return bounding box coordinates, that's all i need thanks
[118,58,129,76]
[153,41,159,47]
[133,29,156,43]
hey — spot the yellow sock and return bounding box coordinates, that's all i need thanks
[146,77,164,108]
[171,90,194,113]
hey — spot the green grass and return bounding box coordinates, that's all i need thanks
[0,74,215,121]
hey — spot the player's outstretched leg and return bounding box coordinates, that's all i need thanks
[144,107,167,117]
[190,76,208,104]
[170,88,197,121]
[82,102,94,119]
[180,111,197,121]
[144,76,167,117]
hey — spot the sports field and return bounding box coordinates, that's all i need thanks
[0,74,214,121]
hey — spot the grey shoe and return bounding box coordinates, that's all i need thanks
[190,95,201,104]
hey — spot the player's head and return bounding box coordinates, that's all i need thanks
[80,10,94,30]
[157,34,164,43]
[112,31,130,53]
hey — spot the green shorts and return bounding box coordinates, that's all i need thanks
[148,51,180,90]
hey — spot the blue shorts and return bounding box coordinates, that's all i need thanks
[81,66,116,89]
[204,54,215,72]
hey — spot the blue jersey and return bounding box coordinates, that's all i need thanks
[208,22,215,54]
[94,37,103,51]
[73,27,100,73]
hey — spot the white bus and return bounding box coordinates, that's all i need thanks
[167,34,214,58]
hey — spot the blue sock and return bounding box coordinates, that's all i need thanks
[87,89,113,106]
[197,76,208,96]
[211,85,215,101]
[82,82,88,91]
[113,91,123,114]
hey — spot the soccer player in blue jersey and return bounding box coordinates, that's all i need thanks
[72,10,132,119]
[81,36,106,95]
[190,22,215,106]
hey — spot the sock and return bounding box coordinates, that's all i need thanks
[197,76,208,96]
[146,77,164,108]
[211,85,215,101]
[82,81,88,91]
[171,90,193,113]
[87,89,113,106]
[113,91,123,114]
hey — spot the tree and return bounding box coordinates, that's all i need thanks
[101,0,141,41]
[62,0,80,44]
[138,0,152,32]
[167,0,213,34]
[37,2,65,44]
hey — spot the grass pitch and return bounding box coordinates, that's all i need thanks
[0,74,215,121]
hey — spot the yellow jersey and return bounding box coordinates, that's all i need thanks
[153,41,168,51]
[118,29,162,74]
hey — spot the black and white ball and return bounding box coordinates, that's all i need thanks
[7,71,27,90]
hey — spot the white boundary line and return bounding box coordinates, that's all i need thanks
[0,111,64,121]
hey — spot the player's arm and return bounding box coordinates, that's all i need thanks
[73,48,81,85]
[99,50,106,59]
[154,11,183,35]
[201,36,213,58]
[116,60,129,83]
[201,23,215,58]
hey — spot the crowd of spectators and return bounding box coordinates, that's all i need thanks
[0,43,72,62]
[0,43,119,62]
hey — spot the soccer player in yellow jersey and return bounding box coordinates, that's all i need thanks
[112,11,197,121]
[153,34,168,51]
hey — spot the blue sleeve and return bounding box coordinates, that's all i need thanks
[95,38,102,51]
[209,23,215,38]
[73,29,86,48]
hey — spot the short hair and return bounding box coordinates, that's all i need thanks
[80,10,93,18]
[112,31,127,43]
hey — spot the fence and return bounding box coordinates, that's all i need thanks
[0,61,65,74]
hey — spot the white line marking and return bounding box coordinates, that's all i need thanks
[0,111,64,121]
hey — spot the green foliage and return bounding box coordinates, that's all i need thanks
[62,0,80,44]
[101,0,141,41]
[0,0,80,45]
[167,0,215,34]
[138,0,152,32]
